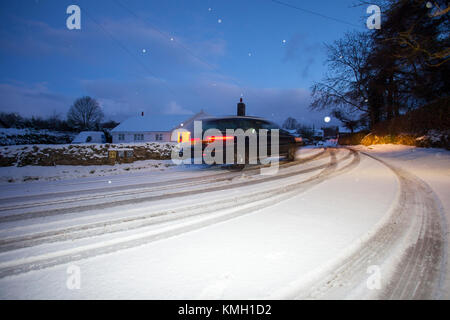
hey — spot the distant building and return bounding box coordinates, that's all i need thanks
[111,111,209,144]
[72,131,106,144]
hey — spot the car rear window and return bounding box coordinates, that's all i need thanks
[203,119,241,131]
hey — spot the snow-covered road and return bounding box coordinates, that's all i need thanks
[0,146,448,299]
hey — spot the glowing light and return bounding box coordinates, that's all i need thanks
[205,136,234,143]
[324,116,331,123]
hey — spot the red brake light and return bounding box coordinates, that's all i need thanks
[204,136,234,143]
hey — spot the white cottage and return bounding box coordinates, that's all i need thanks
[111,111,209,144]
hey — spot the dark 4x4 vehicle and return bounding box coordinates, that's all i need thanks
[179,116,303,165]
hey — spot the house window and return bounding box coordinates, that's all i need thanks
[155,134,164,141]
[118,134,125,141]
[134,134,144,141]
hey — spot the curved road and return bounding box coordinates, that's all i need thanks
[0,147,447,299]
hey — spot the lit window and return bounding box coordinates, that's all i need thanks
[177,131,190,143]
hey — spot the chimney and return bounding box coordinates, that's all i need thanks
[141,111,144,117]
[237,98,246,116]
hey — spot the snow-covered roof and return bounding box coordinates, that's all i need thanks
[72,131,105,144]
[286,129,301,137]
[112,111,210,133]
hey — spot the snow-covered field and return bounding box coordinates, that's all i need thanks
[0,145,448,299]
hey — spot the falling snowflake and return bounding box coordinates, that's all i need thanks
[282,39,286,44]
[248,53,252,57]
[142,49,147,53]
[170,37,174,41]
[218,19,222,23]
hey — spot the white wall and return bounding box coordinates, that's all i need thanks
[112,132,171,144]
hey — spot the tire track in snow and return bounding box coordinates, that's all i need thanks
[0,149,360,279]
[290,152,446,300]
[0,149,341,251]
[0,150,333,223]
[0,149,327,209]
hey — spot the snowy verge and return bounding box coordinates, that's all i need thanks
[0,146,323,185]
[0,159,176,184]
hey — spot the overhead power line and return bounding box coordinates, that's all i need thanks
[271,0,364,29]
[112,0,245,93]
[82,6,183,101]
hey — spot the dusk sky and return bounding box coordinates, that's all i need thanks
[0,0,369,127]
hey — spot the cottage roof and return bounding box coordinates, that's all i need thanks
[112,111,209,133]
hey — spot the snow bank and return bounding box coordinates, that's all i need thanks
[340,130,450,150]
[0,159,175,184]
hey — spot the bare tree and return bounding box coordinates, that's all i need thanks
[332,109,364,133]
[67,97,104,131]
[310,32,372,114]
